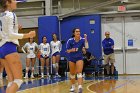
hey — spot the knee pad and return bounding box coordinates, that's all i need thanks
[77,73,82,78]
[7,81,13,88]
[26,67,29,70]
[32,67,34,71]
[55,63,58,67]
[13,79,23,88]
[52,64,56,68]
[70,74,75,79]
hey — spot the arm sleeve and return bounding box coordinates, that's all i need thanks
[22,43,27,53]
[59,41,62,52]
[111,39,114,46]
[6,15,24,39]
[66,39,71,50]
[35,43,38,48]
[84,38,89,49]
[48,44,50,56]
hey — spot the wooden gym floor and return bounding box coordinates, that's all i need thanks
[0,75,140,93]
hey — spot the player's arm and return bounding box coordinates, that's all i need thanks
[48,44,51,56]
[6,16,35,39]
[84,34,89,49]
[59,41,62,52]
[66,39,75,53]
[21,43,27,53]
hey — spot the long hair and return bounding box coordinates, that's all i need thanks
[72,28,79,37]
[52,33,58,41]
[0,0,12,11]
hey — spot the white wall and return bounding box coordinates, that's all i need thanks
[18,16,39,28]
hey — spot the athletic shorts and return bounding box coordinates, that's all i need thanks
[40,55,49,59]
[104,53,115,64]
[0,42,17,59]
[69,56,83,63]
[52,52,60,56]
[27,53,36,58]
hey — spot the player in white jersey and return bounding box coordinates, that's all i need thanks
[0,0,36,93]
[50,33,62,77]
[39,36,50,78]
[22,38,38,79]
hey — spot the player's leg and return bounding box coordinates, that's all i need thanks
[76,60,83,93]
[31,58,36,78]
[69,61,76,92]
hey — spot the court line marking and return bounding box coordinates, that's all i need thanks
[87,79,131,93]
[105,79,131,93]
[87,80,100,93]
[18,79,69,92]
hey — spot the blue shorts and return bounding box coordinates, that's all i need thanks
[0,42,17,59]
[52,52,60,56]
[40,55,49,59]
[69,57,83,63]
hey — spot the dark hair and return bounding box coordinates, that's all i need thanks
[0,0,12,11]
[42,36,47,42]
[72,28,79,37]
[52,33,58,41]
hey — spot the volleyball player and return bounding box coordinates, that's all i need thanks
[50,33,62,77]
[0,0,36,93]
[39,36,50,78]
[66,28,89,93]
[22,38,38,79]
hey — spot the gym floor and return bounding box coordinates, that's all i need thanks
[0,75,140,93]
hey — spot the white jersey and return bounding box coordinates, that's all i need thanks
[39,43,50,57]
[50,40,62,55]
[22,42,38,58]
[0,11,24,46]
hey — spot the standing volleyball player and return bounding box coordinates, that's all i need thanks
[0,0,36,93]
[66,28,89,93]
[22,38,38,79]
[50,33,62,77]
[39,36,50,78]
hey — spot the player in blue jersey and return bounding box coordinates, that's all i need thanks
[0,0,36,93]
[66,28,89,93]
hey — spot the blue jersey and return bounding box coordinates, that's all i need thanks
[102,38,114,55]
[66,37,85,58]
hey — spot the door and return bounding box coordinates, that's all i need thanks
[125,16,140,74]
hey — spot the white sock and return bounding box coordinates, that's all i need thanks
[31,73,34,76]
[78,85,82,89]
[41,73,44,76]
[47,73,49,75]
[56,73,58,75]
[25,73,28,76]
[72,84,75,89]
[0,73,2,78]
